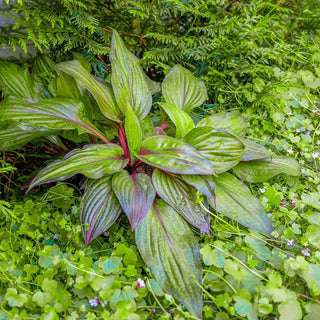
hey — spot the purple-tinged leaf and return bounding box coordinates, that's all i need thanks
[197,112,247,138]
[81,176,122,245]
[233,156,301,183]
[162,64,207,113]
[110,30,152,120]
[184,127,244,174]
[240,138,271,161]
[137,135,215,175]
[152,169,210,234]
[181,174,216,207]
[112,171,155,230]
[213,172,273,236]
[0,97,110,143]
[27,144,128,192]
[135,199,202,318]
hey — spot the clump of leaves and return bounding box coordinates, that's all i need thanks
[0,31,301,318]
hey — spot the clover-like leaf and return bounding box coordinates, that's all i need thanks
[135,199,202,318]
[81,176,122,245]
[184,127,244,174]
[138,135,215,175]
[213,172,273,236]
[197,112,246,137]
[162,64,207,113]
[27,144,128,191]
[152,169,210,234]
[112,171,155,230]
[233,156,301,183]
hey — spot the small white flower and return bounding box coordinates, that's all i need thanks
[312,152,320,159]
[287,148,294,154]
[287,111,293,116]
[285,239,294,246]
[301,248,311,257]
[296,128,301,133]
[137,278,145,288]
[259,186,267,193]
[88,297,99,307]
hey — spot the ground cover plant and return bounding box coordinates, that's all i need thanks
[0,30,305,319]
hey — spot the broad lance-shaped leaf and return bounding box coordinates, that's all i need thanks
[125,106,142,160]
[184,127,244,174]
[112,171,155,230]
[27,144,128,191]
[55,60,122,122]
[152,169,210,234]
[240,138,271,161]
[0,61,40,101]
[197,112,247,138]
[0,125,57,151]
[212,172,273,236]
[140,116,155,139]
[162,64,207,113]
[0,97,109,143]
[181,175,216,206]
[158,102,195,139]
[233,156,301,183]
[81,176,122,245]
[110,30,152,120]
[135,199,202,318]
[137,136,215,175]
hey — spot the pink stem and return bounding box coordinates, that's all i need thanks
[118,125,131,165]
[160,122,168,129]
[88,134,96,144]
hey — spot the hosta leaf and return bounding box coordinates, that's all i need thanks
[125,106,142,160]
[233,156,301,183]
[0,125,56,151]
[197,112,247,137]
[140,116,155,139]
[138,135,215,175]
[181,175,216,206]
[135,199,202,318]
[0,61,40,101]
[110,30,152,120]
[0,97,108,142]
[162,64,207,113]
[184,127,244,174]
[27,144,128,191]
[158,102,195,139]
[81,176,122,245]
[213,172,273,236]
[55,60,122,122]
[152,169,210,234]
[112,171,155,230]
[240,138,271,161]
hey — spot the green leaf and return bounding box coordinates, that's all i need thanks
[0,97,109,142]
[80,176,122,245]
[240,138,271,161]
[27,144,128,191]
[125,106,142,160]
[55,60,122,122]
[140,116,155,139]
[184,127,244,174]
[301,263,320,295]
[161,64,207,113]
[110,30,152,120]
[138,135,215,175]
[0,125,56,151]
[278,298,302,320]
[197,112,247,138]
[233,156,301,183]
[55,71,82,99]
[213,172,273,236]
[158,102,195,139]
[152,169,210,234]
[5,288,27,308]
[135,199,202,318]
[112,171,155,230]
[0,61,40,101]
[181,174,216,205]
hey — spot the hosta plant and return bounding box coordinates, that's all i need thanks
[0,31,300,318]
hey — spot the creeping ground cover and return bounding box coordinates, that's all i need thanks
[0,29,313,320]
